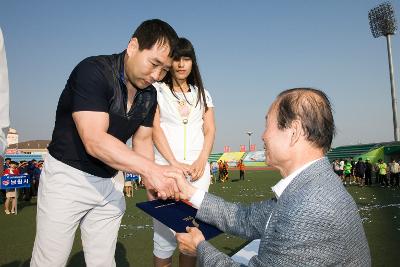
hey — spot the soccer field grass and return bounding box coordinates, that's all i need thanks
[0,170,399,266]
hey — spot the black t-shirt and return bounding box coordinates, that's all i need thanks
[47,51,157,178]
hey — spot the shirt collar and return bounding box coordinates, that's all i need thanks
[271,158,323,198]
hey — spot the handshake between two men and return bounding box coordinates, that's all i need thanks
[144,163,198,202]
[143,163,206,257]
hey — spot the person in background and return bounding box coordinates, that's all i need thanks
[388,158,399,187]
[237,159,245,181]
[123,172,133,198]
[210,161,218,184]
[218,160,223,182]
[3,157,11,170]
[377,159,388,187]
[343,159,352,186]
[350,157,356,184]
[152,37,215,267]
[4,161,19,214]
[332,159,341,176]
[32,162,43,197]
[354,157,366,186]
[221,161,229,182]
[339,158,344,181]
[365,158,372,186]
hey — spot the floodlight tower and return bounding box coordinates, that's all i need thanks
[246,131,253,152]
[369,2,399,141]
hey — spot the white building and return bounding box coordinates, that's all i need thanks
[7,128,18,146]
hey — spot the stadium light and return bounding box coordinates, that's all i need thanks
[369,2,399,141]
[246,131,253,152]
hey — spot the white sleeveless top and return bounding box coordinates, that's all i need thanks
[153,82,214,164]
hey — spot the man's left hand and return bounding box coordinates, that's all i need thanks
[176,226,205,256]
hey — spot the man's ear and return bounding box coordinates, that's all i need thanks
[290,119,302,146]
[127,37,139,57]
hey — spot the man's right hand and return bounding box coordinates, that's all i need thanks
[164,170,196,200]
[143,164,184,200]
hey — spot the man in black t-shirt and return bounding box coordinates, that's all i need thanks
[31,19,182,267]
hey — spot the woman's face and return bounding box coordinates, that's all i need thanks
[171,56,192,81]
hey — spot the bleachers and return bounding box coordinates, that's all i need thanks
[4,154,44,162]
[326,143,381,161]
[208,152,223,162]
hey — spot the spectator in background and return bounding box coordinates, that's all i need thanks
[221,161,229,182]
[354,158,366,186]
[332,159,341,176]
[32,162,43,197]
[210,161,218,184]
[373,161,380,184]
[0,27,10,178]
[365,158,372,186]
[343,160,352,186]
[123,172,133,198]
[4,161,19,214]
[3,157,11,170]
[218,160,223,182]
[18,161,30,201]
[377,159,388,187]
[350,157,356,184]
[237,159,245,181]
[131,174,139,191]
[388,158,399,187]
[339,158,345,180]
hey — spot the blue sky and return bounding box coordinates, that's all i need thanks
[1,0,400,152]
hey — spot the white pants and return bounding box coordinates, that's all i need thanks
[31,154,126,267]
[153,161,211,259]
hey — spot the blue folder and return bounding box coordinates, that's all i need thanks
[136,199,222,240]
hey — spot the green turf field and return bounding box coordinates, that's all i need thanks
[0,170,399,266]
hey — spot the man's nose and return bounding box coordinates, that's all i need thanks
[151,68,163,82]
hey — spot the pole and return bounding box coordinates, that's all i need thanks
[246,132,253,152]
[15,188,18,215]
[248,135,251,152]
[386,34,400,141]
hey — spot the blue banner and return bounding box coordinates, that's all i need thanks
[125,173,140,182]
[1,175,31,189]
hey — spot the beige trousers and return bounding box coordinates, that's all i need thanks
[31,154,125,267]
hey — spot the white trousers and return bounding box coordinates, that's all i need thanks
[31,154,126,267]
[153,161,211,259]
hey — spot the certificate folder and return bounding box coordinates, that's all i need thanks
[136,199,222,240]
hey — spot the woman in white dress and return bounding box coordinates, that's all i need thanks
[151,37,216,267]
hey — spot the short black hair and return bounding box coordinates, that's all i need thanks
[274,88,335,153]
[132,19,178,57]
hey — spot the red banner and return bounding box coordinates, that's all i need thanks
[240,145,246,152]
[250,144,256,152]
[224,146,231,153]
[5,149,18,154]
